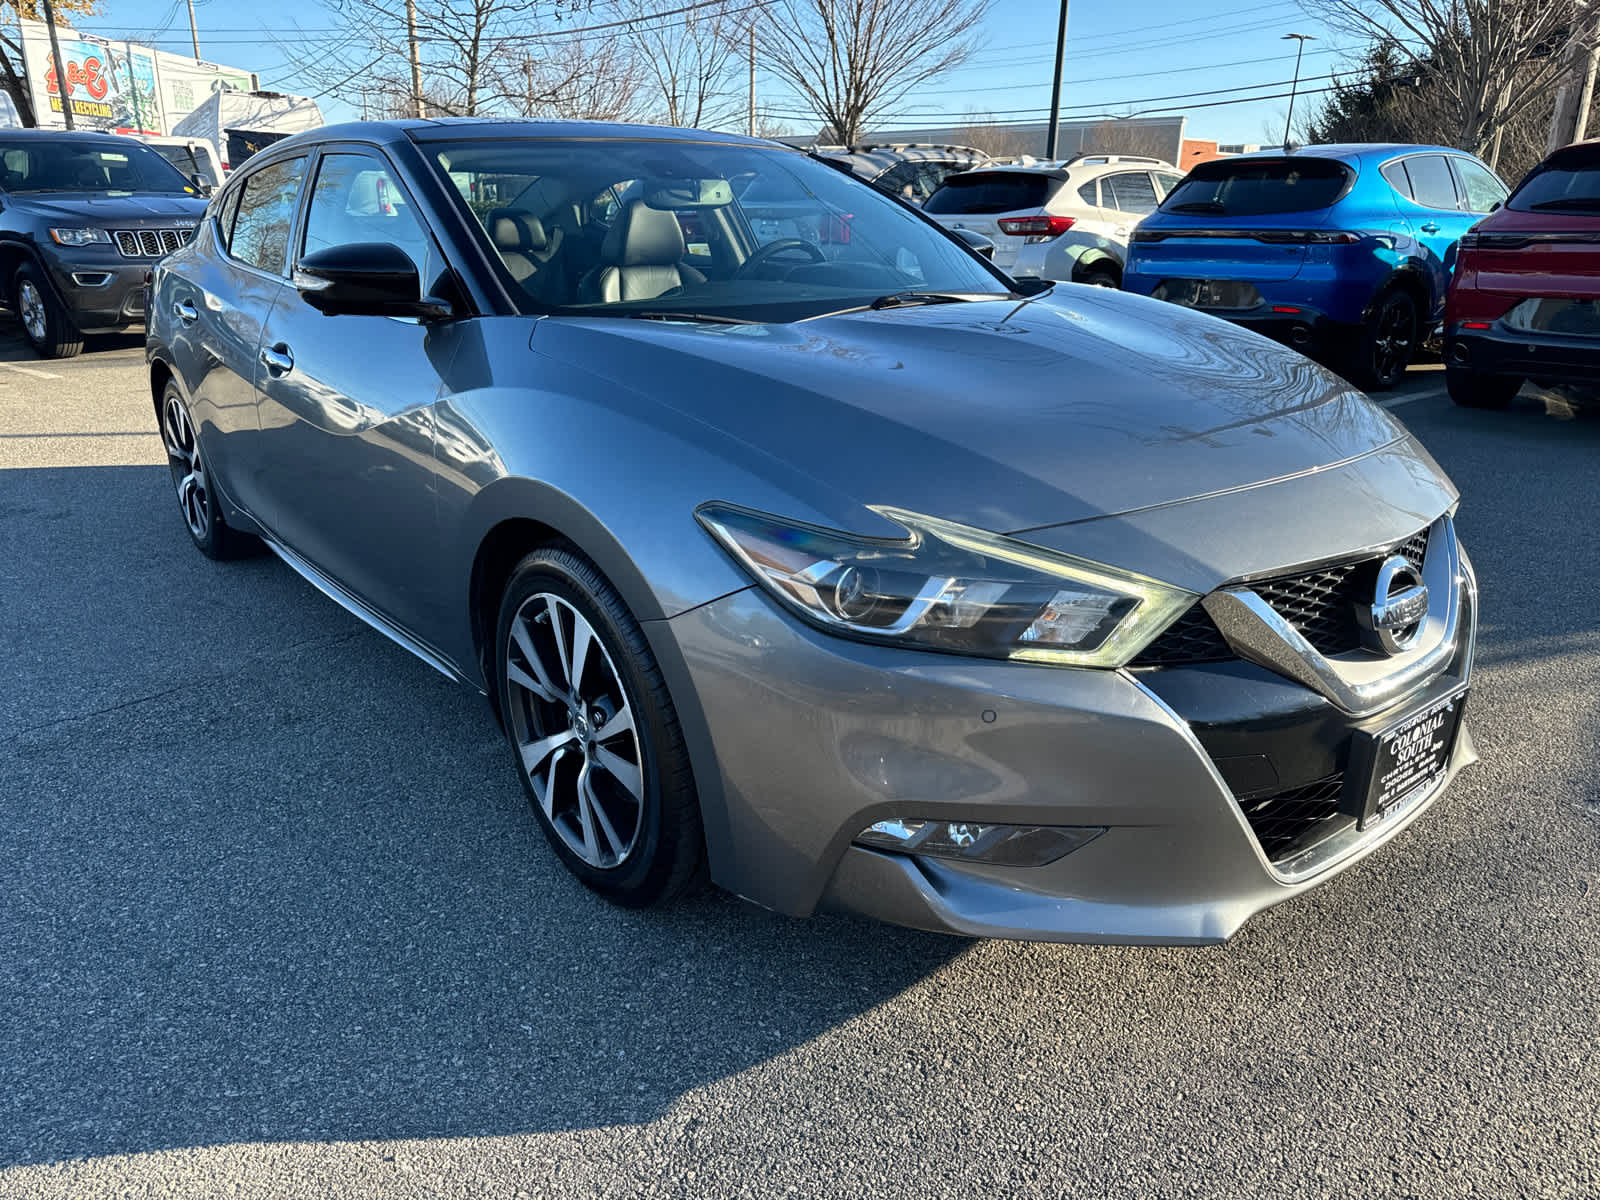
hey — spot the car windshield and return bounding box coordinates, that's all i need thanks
[1509,146,1600,213]
[430,138,1007,322]
[0,138,197,195]
[1160,157,1350,217]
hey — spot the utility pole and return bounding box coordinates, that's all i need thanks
[1044,0,1069,159]
[1547,12,1600,153]
[185,0,201,60]
[747,23,755,137]
[39,0,73,129]
[1281,33,1315,150]
[406,0,426,118]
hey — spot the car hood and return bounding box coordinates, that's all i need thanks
[533,288,1412,535]
[6,192,206,221]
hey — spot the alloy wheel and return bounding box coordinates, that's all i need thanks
[504,592,645,869]
[160,393,210,540]
[18,279,47,344]
[1371,298,1414,384]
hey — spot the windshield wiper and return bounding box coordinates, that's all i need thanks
[1525,197,1600,211]
[868,290,1010,310]
[622,310,766,325]
[1170,200,1227,213]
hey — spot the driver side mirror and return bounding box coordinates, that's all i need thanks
[294,242,452,320]
[189,173,213,196]
[949,226,996,260]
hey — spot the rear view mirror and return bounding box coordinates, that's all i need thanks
[293,242,451,320]
[643,178,734,209]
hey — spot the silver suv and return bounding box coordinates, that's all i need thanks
[924,154,1185,275]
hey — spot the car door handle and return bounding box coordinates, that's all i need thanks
[174,299,199,324]
[259,343,294,375]
[1419,222,1441,234]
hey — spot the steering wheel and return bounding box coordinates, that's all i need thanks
[737,238,826,275]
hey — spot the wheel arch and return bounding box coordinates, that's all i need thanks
[1369,264,1433,325]
[1071,249,1123,285]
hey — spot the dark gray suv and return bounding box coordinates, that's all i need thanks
[0,130,207,357]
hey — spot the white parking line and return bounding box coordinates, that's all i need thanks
[0,360,62,380]
[1380,386,1447,409]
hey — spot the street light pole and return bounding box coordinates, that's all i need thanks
[1281,33,1315,150]
[1045,0,1070,160]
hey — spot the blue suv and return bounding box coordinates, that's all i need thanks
[1123,145,1508,389]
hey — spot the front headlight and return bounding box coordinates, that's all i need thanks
[49,228,112,247]
[697,503,1196,668]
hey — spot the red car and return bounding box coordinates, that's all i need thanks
[1445,139,1600,408]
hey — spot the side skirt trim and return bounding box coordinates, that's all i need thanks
[262,533,485,694]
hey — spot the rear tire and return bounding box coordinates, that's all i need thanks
[495,546,705,908]
[1345,289,1418,391]
[1077,268,1120,289]
[1447,368,1521,410]
[14,263,83,359]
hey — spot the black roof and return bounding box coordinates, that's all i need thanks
[267,117,781,154]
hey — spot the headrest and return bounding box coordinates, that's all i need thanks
[488,210,548,253]
[602,201,686,268]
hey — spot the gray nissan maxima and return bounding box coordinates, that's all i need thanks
[146,120,1478,944]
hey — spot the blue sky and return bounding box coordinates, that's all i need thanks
[66,0,1355,145]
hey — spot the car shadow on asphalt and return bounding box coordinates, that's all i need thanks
[0,462,969,1167]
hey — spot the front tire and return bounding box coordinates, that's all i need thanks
[1447,368,1521,410]
[159,381,257,559]
[495,546,704,908]
[14,263,83,359]
[1345,289,1418,391]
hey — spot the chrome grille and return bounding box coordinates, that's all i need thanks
[1131,526,1431,667]
[110,227,193,258]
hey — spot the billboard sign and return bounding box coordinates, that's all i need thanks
[18,20,257,136]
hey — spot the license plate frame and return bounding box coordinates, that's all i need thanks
[1343,685,1469,830]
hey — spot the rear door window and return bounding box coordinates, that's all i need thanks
[924,172,1051,215]
[229,156,307,275]
[1154,172,1185,196]
[1160,157,1350,216]
[1103,172,1159,214]
[1399,155,1460,211]
[1451,158,1508,213]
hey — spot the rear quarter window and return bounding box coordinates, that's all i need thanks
[924,172,1051,215]
[1160,157,1351,217]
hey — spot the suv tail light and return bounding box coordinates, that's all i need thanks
[997,215,1076,241]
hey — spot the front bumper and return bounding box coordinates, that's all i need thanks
[662,528,1478,945]
[43,252,151,331]
[1446,322,1600,384]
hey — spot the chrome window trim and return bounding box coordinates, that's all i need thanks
[1203,514,1462,717]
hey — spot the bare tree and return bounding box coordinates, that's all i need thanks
[1080,119,1178,160]
[616,0,742,128]
[947,116,1031,158]
[298,0,599,119]
[1302,0,1582,163]
[498,36,653,122]
[0,0,101,126]
[751,0,990,147]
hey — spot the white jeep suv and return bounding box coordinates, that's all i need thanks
[923,155,1185,282]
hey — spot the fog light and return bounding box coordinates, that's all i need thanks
[854,819,1104,867]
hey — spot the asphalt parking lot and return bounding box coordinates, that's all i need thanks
[1,325,1597,1199]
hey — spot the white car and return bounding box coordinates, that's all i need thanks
[1009,229,1129,288]
[923,155,1185,276]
